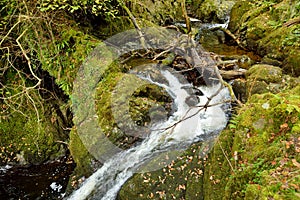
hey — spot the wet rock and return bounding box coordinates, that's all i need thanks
[198,28,226,47]
[231,78,247,103]
[185,95,200,106]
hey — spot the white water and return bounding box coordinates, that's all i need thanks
[67,69,230,200]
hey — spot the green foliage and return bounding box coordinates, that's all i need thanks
[282,26,300,47]
[38,0,120,20]
[34,28,102,95]
[267,20,282,29]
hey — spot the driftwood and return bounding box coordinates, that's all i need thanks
[219,69,246,80]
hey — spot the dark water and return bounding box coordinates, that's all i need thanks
[0,159,75,199]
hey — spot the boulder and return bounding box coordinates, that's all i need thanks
[229,0,300,76]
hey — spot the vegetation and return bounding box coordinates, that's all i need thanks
[1,0,299,199]
[229,0,300,76]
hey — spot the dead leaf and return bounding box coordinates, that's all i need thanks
[292,159,300,168]
[271,160,277,166]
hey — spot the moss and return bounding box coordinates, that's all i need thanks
[245,64,285,97]
[203,129,234,200]
[118,142,210,200]
[0,98,62,165]
[129,0,183,25]
[283,49,300,76]
[94,60,172,148]
[229,0,300,76]
[68,129,94,179]
[228,0,256,32]
[204,86,300,199]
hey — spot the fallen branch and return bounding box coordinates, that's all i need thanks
[181,0,191,34]
[118,0,147,50]
[219,69,246,80]
[154,83,225,131]
[220,28,246,50]
[214,65,243,107]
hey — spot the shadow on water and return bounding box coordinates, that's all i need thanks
[0,159,75,199]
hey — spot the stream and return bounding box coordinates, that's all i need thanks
[0,22,251,200]
[0,159,74,199]
[67,67,231,200]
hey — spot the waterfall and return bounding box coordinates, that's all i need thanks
[67,68,230,200]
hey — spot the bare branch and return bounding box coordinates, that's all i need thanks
[16,29,42,89]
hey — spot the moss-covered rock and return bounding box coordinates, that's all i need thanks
[118,142,212,200]
[246,64,283,83]
[245,64,282,95]
[229,0,300,76]
[190,0,236,23]
[203,86,300,199]
[129,0,184,25]
[0,96,65,165]
[244,64,299,97]
[95,61,172,149]
[68,128,95,179]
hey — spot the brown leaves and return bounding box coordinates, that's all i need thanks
[292,159,300,168]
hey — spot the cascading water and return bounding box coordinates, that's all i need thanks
[67,67,230,200]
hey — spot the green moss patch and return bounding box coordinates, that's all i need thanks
[229,0,300,76]
[0,99,63,165]
[204,86,300,199]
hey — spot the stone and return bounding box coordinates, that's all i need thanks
[246,64,283,83]
[232,78,247,103]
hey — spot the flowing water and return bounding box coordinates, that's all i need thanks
[67,68,230,200]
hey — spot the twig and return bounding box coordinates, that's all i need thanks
[16,29,42,89]
[283,17,300,27]
[217,138,235,173]
[181,0,191,34]
[154,83,224,132]
[0,18,22,46]
[153,47,174,60]
[213,65,242,107]
[55,140,69,146]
